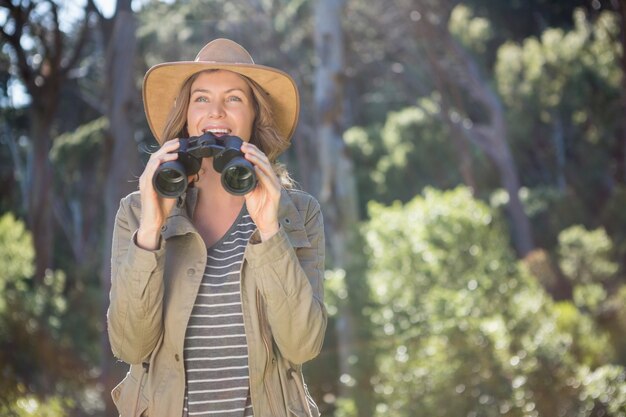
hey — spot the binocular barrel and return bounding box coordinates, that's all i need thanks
[152,160,190,198]
[152,134,257,199]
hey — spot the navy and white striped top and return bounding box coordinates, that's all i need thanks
[183,207,256,417]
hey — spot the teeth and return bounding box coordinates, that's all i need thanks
[203,128,230,134]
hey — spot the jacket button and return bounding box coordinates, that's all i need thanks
[161,225,167,231]
[284,218,291,224]
[175,354,180,362]
[187,268,195,277]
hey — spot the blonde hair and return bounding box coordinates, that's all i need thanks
[161,70,294,187]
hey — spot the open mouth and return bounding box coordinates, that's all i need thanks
[202,128,231,137]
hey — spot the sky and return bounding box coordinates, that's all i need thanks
[94,0,117,18]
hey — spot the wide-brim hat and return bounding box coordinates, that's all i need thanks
[143,38,299,144]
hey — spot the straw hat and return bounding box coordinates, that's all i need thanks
[142,38,300,144]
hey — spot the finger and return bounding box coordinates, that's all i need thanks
[244,151,273,172]
[160,138,181,148]
[150,139,180,158]
[149,139,180,160]
[241,142,267,159]
[241,142,257,151]
[145,152,179,174]
[253,165,281,195]
[243,147,274,171]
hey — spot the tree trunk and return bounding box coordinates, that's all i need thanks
[551,113,566,191]
[29,106,55,280]
[413,0,534,257]
[99,3,140,416]
[618,0,626,184]
[313,1,373,416]
[488,126,534,257]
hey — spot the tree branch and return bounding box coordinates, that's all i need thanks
[0,2,36,92]
[49,0,64,74]
[61,0,95,78]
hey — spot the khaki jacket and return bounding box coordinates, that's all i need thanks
[107,187,327,417]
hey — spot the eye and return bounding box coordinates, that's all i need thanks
[226,95,243,103]
[194,96,208,103]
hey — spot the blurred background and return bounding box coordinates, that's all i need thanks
[2,0,626,416]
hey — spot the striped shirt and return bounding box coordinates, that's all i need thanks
[183,207,255,417]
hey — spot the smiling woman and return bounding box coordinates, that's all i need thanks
[106,39,327,417]
[187,71,255,141]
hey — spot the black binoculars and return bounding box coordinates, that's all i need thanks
[152,133,257,198]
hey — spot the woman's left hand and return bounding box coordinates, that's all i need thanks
[241,142,281,241]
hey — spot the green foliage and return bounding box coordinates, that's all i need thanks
[0,213,95,413]
[558,226,618,285]
[49,117,108,277]
[374,105,457,199]
[345,101,492,215]
[49,116,107,198]
[600,185,626,264]
[465,0,595,42]
[554,301,614,367]
[0,213,34,287]
[578,365,626,416]
[495,9,621,199]
[324,269,349,318]
[519,187,588,250]
[138,0,313,81]
[449,4,494,55]
[0,396,73,417]
[602,286,626,365]
[334,397,358,417]
[2,2,626,416]
[50,117,108,172]
[363,187,619,416]
[573,284,608,314]
[343,125,384,216]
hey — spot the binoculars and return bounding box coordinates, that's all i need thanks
[152,133,257,198]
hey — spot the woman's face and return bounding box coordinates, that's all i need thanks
[186,70,255,141]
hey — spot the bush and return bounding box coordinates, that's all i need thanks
[363,187,620,417]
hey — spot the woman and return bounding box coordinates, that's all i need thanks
[108,38,326,417]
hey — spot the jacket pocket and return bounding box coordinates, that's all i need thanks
[111,369,149,417]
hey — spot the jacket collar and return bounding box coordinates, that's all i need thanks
[161,187,311,248]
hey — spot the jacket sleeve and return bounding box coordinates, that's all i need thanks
[245,195,327,364]
[107,195,165,365]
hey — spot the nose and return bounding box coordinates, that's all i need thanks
[207,101,225,118]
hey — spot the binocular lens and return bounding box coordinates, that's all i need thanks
[151,136,258,198]
[153,164,187,198]
[222,164,256,195]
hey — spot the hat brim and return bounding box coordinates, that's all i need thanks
[143,62,299,144]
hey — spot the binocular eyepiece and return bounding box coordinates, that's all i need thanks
[152,133,257,198]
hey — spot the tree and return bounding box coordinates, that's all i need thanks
[88,0,143,415]
[495,8,622,249]
[344,99,496,215]
[0,0,96,279]
[0,212,96,415]
[364,187,622,416]
[335,0,534,256]
[411,0,533,257]
[312,1,376,415]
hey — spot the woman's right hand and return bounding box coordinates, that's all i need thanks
[136,139,181,250]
